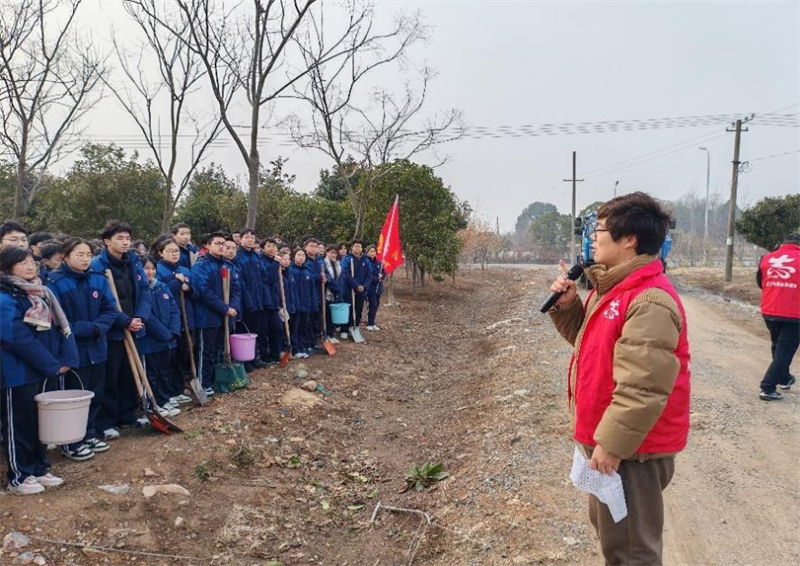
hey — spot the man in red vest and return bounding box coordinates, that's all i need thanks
[757,233,800,401]
[547,192,690,566]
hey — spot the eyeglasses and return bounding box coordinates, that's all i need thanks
[590,229,609,239]
[210,241,225,247]
[71,253,93,260]
[19,260,37,267]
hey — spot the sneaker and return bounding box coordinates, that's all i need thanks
[779,375,796,391]
[8,476,45,496]
[61,444,95,462]
[136,417,151,427]
[366,325,376,331]
[204,387,216,397]
[340,332,348,340]
[329,337,340,345]
[170,394,193,405]
[760,390,783,401]
[158,405,180,418]
[103,428,121,441]
[35,473,64,488]
[85,438,110,453]
[251,359,267,369]
[373,325,381,331]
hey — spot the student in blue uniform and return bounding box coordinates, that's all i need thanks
[303,238,325,348]
[139,258,181,417]
[365,245,384,331]
[234,229,268,372]
[1,246,79,495]
[154,238,194,406]
[171,222,198,270]
[286,249,314,358]
[259,238,284,365]
[340,240,370,329]
[277,250,292,354]
[47,238,118,462]
[37,241,63,285]
[324,245,344,342]
[191,232,242,396]
[90,220,152,440]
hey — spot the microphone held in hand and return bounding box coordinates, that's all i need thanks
[539,264,584,313]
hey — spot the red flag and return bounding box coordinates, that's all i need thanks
[377,195,403,275]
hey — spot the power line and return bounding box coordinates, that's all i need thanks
[744,149,800,163]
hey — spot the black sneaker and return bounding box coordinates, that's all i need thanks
[779,375,796,391]
[760,390,783,401]
[251,359,267,369]
[62,444,95,462]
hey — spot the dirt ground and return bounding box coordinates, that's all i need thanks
[1,266,798,566]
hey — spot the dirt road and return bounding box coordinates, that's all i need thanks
[0,266,796,566]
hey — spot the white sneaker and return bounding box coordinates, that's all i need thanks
[329,337,340,345]
[204,387,216,397]
[35,473,64,488]
[158,405,180,418]
[136,417,151,427]
[8,476,45,495]
[373,325,381,331]
[171,394,192,405]
[366,325,376,331]
[340,332,348,340]
[103,428,121,440]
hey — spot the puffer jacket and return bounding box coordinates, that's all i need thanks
[90,248,151,341]
[1,280,80,388]
[47,264,118,367]
[550,255,691,460]
[156,260,194,331]
[137,279,181,355]
[234,246,265,312]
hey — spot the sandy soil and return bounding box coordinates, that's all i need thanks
[1,267,797,566]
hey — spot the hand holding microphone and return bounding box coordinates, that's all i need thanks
[540,260,583,313]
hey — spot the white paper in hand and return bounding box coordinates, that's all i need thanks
[570,446,628,523]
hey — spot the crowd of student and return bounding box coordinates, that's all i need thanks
[0,218,385,496]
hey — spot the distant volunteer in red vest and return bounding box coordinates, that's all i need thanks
[756,233,800,401]
[547,192,690,566]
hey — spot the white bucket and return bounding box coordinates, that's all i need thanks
[34,389,95,445]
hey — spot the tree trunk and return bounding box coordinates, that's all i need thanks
[246,153,260,229]
[411,262,417,296]
[161,182,175,234]
[14,137,28,219]
[385,273,395,306]
[420,267,426,288]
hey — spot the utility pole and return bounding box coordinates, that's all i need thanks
[496,216,500,236]
[699,146,710,265]
[563,151,584,263]
[724,117,750,282]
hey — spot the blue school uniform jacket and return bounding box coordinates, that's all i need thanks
[47,264,118,367]
[178,243,199,271]
[138,280,180,355]
[260,255,280,310]
[234,247,266,312]
[306,255,324,310]
[1,281,79,388]
[90,249,152,342]
[191,253,243,328]
[286,263,316,314]
[341,253,370,295]
[156,260,193,331]
[366,258,384,297]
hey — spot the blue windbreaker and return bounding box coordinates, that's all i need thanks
[191,253,243,328]
[234,247,266,312]
[341,253,370,295]
[286,262,316,314]
[47,264,118,367]
[178,243,199,271]
[1,281,79,388]
[157,260,193,331]
[137,280,180,355]
[90,249,152,341]
[366,258,384,297]
[259,255,280,310]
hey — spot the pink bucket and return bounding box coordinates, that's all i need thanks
[230,333,257,362]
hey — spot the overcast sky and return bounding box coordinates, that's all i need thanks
[74,0,799,232]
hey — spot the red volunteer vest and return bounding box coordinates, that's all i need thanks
[759,244,800,319]
[570,259,691,454]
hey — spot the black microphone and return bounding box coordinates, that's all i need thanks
[539,264,584,313]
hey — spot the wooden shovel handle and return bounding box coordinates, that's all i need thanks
[278,267,291,341]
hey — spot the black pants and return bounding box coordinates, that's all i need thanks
[262,309,283,362]
[760,318,800,392]
[307,309,322,341]
[1,383,50,486]
[65,364,105,442]
[171,331,192,397]
[367,293,381,326]
[289,312,309,354]
[144,349,175,407]
[98,340,140,431]
[198,326,224,389]
[349,293,366,327]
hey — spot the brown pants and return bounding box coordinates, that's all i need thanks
[588,456,675,566]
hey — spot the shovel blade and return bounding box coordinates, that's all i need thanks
[350,326,365,344]
[189,377,208,405]
[280,350,291,367]
[146,409,182,435]
[322,339,336,356]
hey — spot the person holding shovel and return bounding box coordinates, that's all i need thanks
[90,221,152,440]
[341,240,370,330]
[1,246,79,495]
[191,232,242,397]
[260,237,284,365]
[47,238,118,461]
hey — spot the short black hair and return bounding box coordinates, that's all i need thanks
[241,228,256,237]
[304,237,319,246]
[0,220,28,240]
[39,240,63,260]
[231,231,241,237]
[291,248,306,261]
[203,231,227,246]
[61,237,93,258]
[28,232,53,247]
[101,220,132,241]
[597,192,672,256]
[261,237,278,247]
[338,242,348,250]
[350,239,363,247]
[326,245,339,253]
[171,222,190,235]
[0,246,33,273]
[784,233,800,245]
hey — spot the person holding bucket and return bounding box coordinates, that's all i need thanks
[139,258,182,417]
[324,245,345,343]
[47,238,119,461]
[191,232,242,397]
[0,246,79,495]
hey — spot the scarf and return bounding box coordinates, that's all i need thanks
[2,274,72,337]
[325,257,341,279]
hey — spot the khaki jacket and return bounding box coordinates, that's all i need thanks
[550,255,683,460]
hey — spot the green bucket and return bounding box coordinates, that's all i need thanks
[214,361,249,393]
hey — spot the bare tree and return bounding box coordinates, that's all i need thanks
[287,4,463,237]
[106,0,225,232]
[0,0,105,218]
[131,0,369,229]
